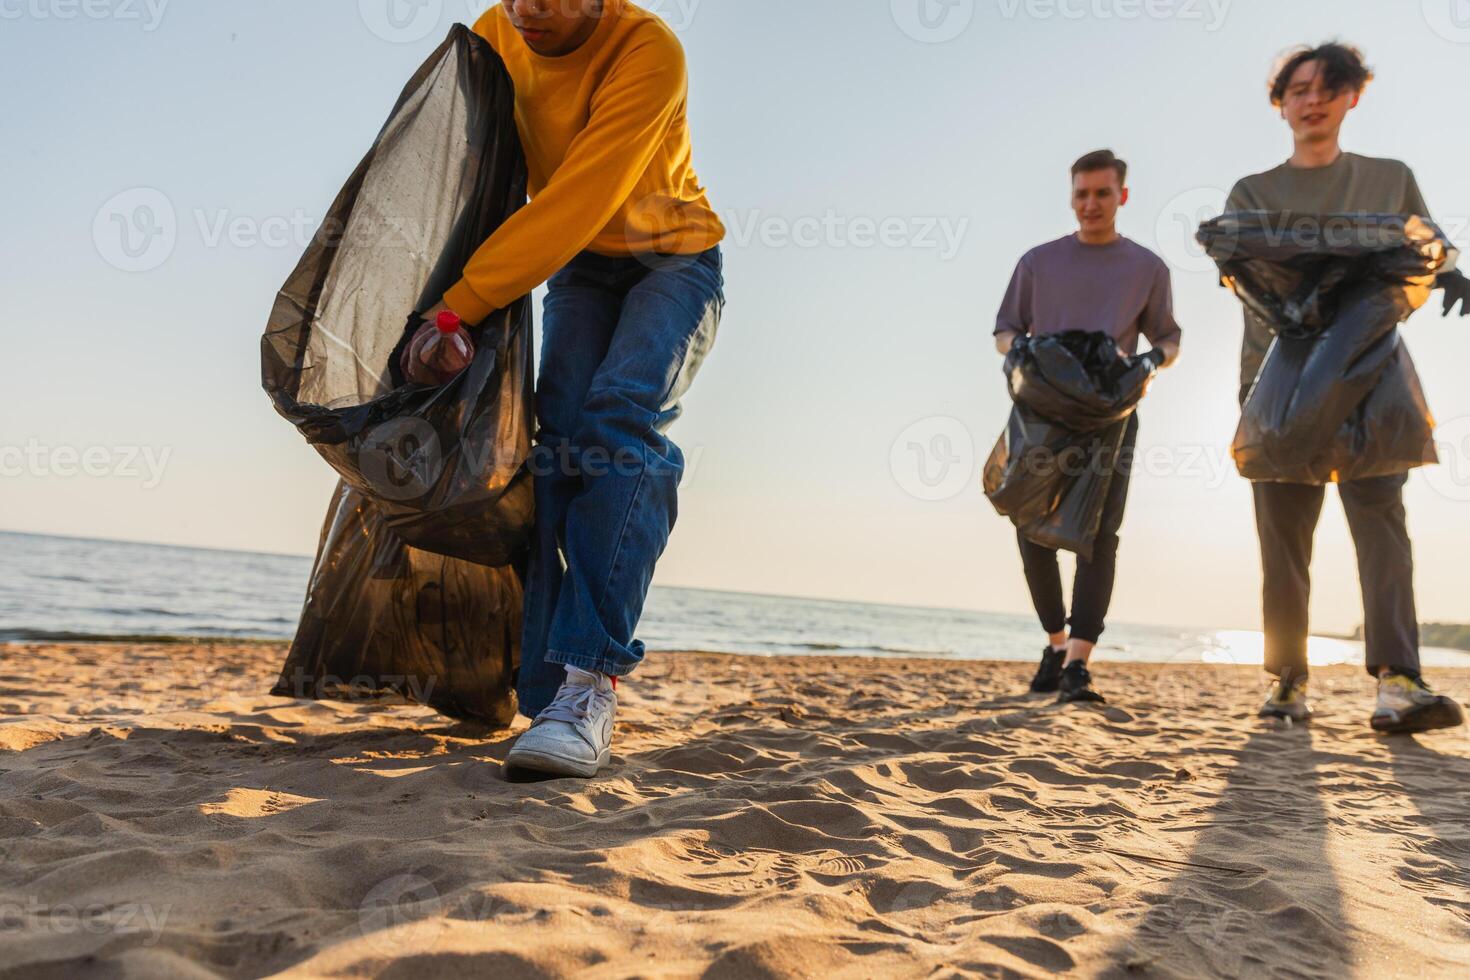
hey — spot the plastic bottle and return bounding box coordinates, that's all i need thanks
[416,310,473,380]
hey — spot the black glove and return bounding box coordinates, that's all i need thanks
[1439,269,1470,317]
[1143,347,1168,370]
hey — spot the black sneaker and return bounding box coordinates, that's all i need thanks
[1057,661,1106,704]
[1029,646,1067,694]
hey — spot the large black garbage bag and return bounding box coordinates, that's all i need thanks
[261,26,531,723]
[271,483,520,726]
[262,25,533,566]
[1197,212,1451,484]
[984,332,1154,560]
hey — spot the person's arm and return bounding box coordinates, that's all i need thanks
[1225,178,1272,395]
[440,34,688,324]
[994,256,1032,354]
[1405,166,1470,317]
[1140,262,1182,369]
[1403,166,1431,219]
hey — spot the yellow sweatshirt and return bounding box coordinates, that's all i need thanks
[443,1,724,324]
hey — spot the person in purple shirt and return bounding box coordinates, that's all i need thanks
[994,150,1182,704]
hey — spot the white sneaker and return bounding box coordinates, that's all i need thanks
[505,667,617,777]
[1259,677,1311,723]
[1371,671,1464,734]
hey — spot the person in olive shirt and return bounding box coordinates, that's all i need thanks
[995,150,1181,705]
[1227,43,1468,732]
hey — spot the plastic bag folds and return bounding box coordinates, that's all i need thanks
[984,331,1154,560]
[261,26,532,724]
[1197,212,1453,484]
[271,482,521,726]
[262,25,534,566]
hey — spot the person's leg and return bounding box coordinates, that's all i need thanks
[1339,473,1418,676]
[1066,414,1139,665]
[544,248,725,680]
[1017,530,1068,641]
[517,256,624,717]
[1342,474,1466,733]
[1017,529,1068,693]
[1253,480,1325,685]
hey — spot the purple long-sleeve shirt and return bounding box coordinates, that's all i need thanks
[994,233,1182,356]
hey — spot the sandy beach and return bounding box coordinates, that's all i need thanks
[1,642,1468,978]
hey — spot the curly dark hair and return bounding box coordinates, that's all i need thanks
[1071,149,1127,186]
[1268,42,1373,108]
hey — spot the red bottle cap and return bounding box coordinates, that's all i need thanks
[436,310,462,333]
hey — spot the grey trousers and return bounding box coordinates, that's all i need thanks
[1253,473,1419,680]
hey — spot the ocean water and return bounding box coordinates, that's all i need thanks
[3,531,1466,669]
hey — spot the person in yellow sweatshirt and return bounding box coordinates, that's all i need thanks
[405,0,725,778]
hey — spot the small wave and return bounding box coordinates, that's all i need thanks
[760,641,950,657]
[870,643,952,656]
[96,607,191,618]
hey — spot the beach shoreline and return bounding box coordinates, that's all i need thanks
[2,642,1468,978]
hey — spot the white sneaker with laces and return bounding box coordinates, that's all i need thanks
[1259,677,1311,723]
[1371,671,1464,734]
[505,667,617,777]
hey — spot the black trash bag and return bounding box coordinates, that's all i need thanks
[271,483,520,727]
[984,331,1154,560]
[1197,212,1451,484]
[261,26,532,724]
[262,25,533,567]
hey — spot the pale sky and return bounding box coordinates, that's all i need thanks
[4,1,1469,635]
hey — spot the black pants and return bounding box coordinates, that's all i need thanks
[1253,474,1419,680]
[1018,414,1138,645]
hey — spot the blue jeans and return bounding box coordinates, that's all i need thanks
[518,247,724,717]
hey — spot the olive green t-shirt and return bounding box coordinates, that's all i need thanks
[1225,152,1430,392]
